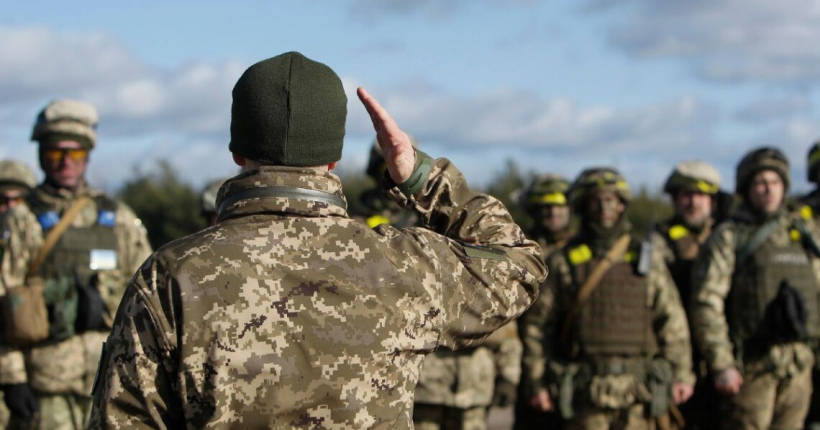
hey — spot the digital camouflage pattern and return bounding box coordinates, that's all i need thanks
[87,156,546,430]
[413,322,522,429]
[0,182,151,428]
[520,229,694,427]
[690,204,817,430]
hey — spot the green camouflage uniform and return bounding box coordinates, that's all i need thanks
[0,182,151,430]
[87,154,546,429]
[690,204,817,430]
[521,225,695,430]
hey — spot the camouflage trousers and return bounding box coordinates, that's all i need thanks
[7,393,89,430]
[564,403,654,430]
[719,364,811,430]
[413,404,488,430]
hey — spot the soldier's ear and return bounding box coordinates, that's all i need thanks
[328,161,337,172]
[232,153,246,168]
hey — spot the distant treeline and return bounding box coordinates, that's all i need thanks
[118,159,674,250]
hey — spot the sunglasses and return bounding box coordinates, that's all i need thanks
[0,195,24,206]
[42,148,89,162]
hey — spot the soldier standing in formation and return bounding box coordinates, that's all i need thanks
[87,51,545,429]
[0,100,152,430]
[522,167,695,430]
[655,161,722,429]
[0,160,37,430]
[515,174,573,430]
[801,141,820,430]
[691,147,819,430]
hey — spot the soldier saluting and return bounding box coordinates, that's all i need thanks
[87,52,546,429]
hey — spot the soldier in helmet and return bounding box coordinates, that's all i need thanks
[801,141,820,430]
[0,160,36,215]
[0,99,152,429]
[515,173,573,430]
[692,147,820,430]
[521,167,694,430]
[200,178,227,227]
[656,161,722,430]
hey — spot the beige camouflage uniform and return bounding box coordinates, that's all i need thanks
[0,182,151,429]
[522,230,695,430]
[690,204,817,430]
[413,321,522,430]
[87,154,546,429]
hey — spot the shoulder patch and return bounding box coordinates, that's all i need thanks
[568,244,592,265]
[801,205,813,220]
[669,225,690,241]
[366,215,390,228]
[462,243,507,261]
[790,228,802,242]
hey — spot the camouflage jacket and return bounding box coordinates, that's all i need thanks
[87,156,546,430]
[521,227,694,409]
[690,205,818,376]
[0,183,151,392]
[413,321,521,408]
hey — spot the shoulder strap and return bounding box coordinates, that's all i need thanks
[560,234,632,346]
[736,218,780,263]
[26,196,92,281]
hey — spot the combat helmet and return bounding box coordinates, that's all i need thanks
[31,99,99,149]
[365,134,419,180]
[735,147,790,194]
[807,140,820,184]
[0,160,37,192]
[663,160,721,195]
[569,167,631,211]
[521,174,571,211]
[201,178,227,215]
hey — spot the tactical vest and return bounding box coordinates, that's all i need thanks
[728,221,820,346]
[659,223,706,313]
[27,193,119,340]
[566,240,657,358]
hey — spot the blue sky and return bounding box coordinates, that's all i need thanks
[2,0,820,194]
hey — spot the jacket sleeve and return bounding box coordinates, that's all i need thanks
[86,258,182,430]
[649,233,696,385]
[384,153,547,351]
[690,223,737,373]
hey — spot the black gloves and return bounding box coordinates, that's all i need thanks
[1,383,39,419]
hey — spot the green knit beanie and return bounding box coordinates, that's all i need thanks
[229,52,347,166]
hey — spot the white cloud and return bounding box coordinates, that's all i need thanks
[345,81,715,157]
[597,0,820,83]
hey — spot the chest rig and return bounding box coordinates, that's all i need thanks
[28,193,119,285]
[565,239,657,358]
[729,219,820,346]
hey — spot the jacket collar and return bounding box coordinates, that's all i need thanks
[216,166,349,222]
